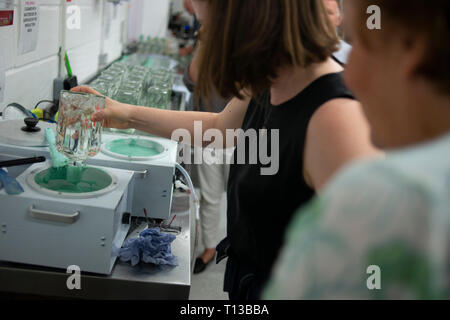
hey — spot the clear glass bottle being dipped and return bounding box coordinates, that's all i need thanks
[57,90,105,164]
[35,90,109,195]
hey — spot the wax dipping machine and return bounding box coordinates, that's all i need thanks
[0,161,134,274]
[0,119,179,220]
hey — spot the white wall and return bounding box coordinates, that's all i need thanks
[127,0,170,42]
[0,0,128,112]
[127,0,143,42]
[172,0,184,13]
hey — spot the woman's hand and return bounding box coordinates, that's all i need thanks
[70,86,133,130]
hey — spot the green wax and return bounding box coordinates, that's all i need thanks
[34,166,112,194]
[106,138,162,157]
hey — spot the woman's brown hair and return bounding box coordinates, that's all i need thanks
[354,0,450,95]
[196,0,339,101]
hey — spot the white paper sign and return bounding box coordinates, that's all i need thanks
[18,0,40,55]
[0,49,5,103]
[0,0,14,10]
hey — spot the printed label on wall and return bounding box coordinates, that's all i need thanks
[18,0,40,55]
[0,0,14,27]
[0,10,13,27]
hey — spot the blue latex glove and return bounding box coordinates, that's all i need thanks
[116,228,178,267]
[0,169,24,195]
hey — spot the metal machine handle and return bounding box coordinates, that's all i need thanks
[134,169,149,179]
[28,205,80,224]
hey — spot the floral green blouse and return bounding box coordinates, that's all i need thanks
[264,133,450,300]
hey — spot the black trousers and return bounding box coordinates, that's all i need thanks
[223,254,265,300]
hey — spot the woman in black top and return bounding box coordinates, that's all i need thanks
[222,73,363,299]
[74,0,379,299]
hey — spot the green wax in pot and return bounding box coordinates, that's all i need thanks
[106,138,162,157]
[34,166,113,194]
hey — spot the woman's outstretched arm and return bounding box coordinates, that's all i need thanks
[71,86,250,147]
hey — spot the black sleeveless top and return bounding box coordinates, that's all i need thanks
[221,72,355,290]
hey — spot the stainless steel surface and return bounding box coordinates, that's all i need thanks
[0,192,196,300]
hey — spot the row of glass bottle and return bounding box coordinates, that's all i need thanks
[131,35,192,71]
[90,61,174,135]
[137,36,171,56]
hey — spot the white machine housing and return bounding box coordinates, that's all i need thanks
[88,133,178,220]
[0,131,179,220]
[0,163,134,275]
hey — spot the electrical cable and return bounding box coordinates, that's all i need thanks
[34,100,55,110]
[175,163,200,221]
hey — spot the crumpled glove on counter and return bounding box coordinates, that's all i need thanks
[116,228,178,267]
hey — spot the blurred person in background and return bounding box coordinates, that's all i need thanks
[265,0,450,300]
[178,0,200,57]
[183,0,231,274]
[324,0,352,65]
